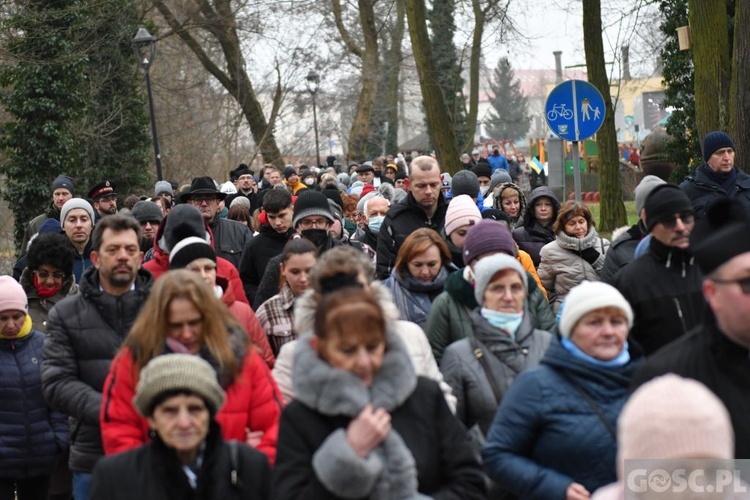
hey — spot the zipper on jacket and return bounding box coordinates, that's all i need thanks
[673,297,688,334]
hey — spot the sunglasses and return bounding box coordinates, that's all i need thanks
[659,212,694,230]
[712,277,750,295]
[35,270,66,280]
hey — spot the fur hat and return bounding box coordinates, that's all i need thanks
[154,180,173,197]
[133,354,226,417]
[131,201,164,224]
[643,184,693,232]
[691,198,750,275]
[293,190,334,228]
[445,195,481,236]
[633,175,666,216]
[472,254,527,305]
[452,170,480,198]
[618,374,733,475]
[558,281,633,338]
[463,219,516,265]
[0,276,28,313]
[60,198,96,227]
[162,205,208,252]
[51,175,75,196]
[169,236,216,269]
[702,131,734,162]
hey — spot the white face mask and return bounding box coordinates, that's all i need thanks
[480,186,490,197]
[304,178,315,186]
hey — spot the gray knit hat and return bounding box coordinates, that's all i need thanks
[488,170,513,194]
[133,354,226,417]
[60,198,96,227]
[51,175,75,196]
[451,170,480,198]
[472,253,527,305]
[154,180,174,197]
[634,175,667,216]
[292,190,334,228]
[131,201,164,224]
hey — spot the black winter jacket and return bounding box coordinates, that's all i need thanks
[239,225,292,306]
[208,217,252,269]
[612,238,705,356]
[512,186,559,267]
[90,422,270,500]
[376,193,448,279]
[632,313,750,458]
[600,223,644,284]
[42,267,153,472]
[679,164,750,219]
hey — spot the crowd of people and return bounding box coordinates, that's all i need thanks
[1,130,750,499]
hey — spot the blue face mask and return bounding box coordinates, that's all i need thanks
[368,216,385,234]
[480,308,523,339]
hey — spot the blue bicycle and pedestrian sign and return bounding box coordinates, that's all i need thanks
[544,80,606,141]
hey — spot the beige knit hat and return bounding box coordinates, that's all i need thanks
[617,374,733,478]
[133,354,226,417]
[444,195,482,236]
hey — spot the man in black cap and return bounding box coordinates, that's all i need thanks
[680,130,750,217]
[632,198,750,458]
[180,176,252,270]
[87,180,118,221]
[225,163,261,214]
[20,174,75,258]
[130,200,163,255]
[612,184,706,355]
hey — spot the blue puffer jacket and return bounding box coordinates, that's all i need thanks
[482,339,642,499]
[0,330,68,478]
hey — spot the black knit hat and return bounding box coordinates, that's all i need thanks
[644,184,694,232]
[131,201,164,224]
[702,131,734,162]
[51,175,75,196]
[163,205,208,252]
[293,190,334,228]
[471,164,492,180]
[169,236,216,269]
[691,199,750,275]
[283,166,297,179]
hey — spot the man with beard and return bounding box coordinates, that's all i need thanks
[225,163,262,214]
[130,200,163,257]
[612,184,706,355]
[376,155,447,279]
[60,198,96,282]
[42,214,153,500]
[181,176,252,270]
[87,180,118,221]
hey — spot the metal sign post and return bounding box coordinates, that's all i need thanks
[544,79,606,202]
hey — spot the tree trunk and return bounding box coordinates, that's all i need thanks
[153,0,285,168]
[466,0,485,153]
[404,0,460,170]
[582,0,626,231]
[729,0,750,172]
[689,0,731,144]
[384,0,405,156]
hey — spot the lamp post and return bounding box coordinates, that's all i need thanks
[132,27,163,181]
[305,69,321,168]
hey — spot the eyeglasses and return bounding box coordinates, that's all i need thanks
[189,195,218,205]
[659,212,695,230]
[297,218,330,229]
[711,276,750,295]
[35,270,66,280]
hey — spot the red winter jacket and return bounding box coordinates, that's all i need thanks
[100,344,283,464]
[218,275,275,368]
[142,219,249,305]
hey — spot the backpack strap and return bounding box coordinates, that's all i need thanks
[229,439,240,487]
[469,337,504,405]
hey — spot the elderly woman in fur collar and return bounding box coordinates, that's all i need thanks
[271,286,485,499]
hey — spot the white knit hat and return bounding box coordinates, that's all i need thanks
[445,195,482,236]
[617,374,733,478]
[60,198,96,227]
[558,281,633,338]
[472,254,527,305]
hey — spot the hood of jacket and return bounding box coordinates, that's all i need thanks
[524,186,559,228]
[294,280,400,334]
[492,182,527,227]
[20,267,78,301]
[444,267,478,309]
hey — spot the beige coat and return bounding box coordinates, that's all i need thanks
[272,281,457,412]
[538,227,610,313]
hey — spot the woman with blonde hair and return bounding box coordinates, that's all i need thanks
[384,228,455,327]
[538,201,609,312]
[100,270,283,464]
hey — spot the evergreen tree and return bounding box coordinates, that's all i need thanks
[428,0,468,151]
[0,0,87,251]
[485,57,531,142]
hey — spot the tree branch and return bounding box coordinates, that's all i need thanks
[332,0,363,58]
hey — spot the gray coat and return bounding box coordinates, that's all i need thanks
[440,309,552,436]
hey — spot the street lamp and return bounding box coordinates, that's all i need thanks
[132,27,163,181]
[305,69,321,168]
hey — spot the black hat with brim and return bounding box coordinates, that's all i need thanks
[179,176,226,203]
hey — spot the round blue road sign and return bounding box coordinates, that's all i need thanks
[544,80,606,141]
